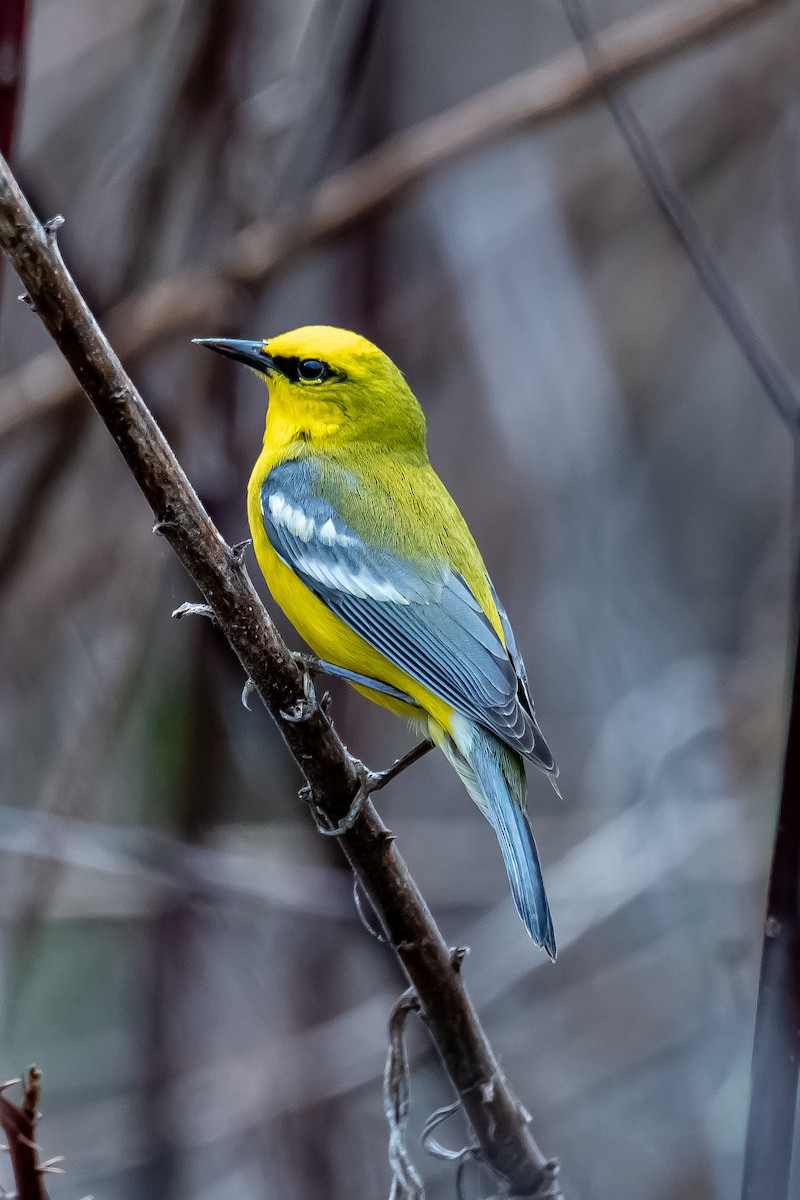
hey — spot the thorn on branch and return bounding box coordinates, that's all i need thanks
[228,538,252,567]
[17,292,35,311]
[43,215,64,246]
[450,946,470,973]
[765,914,781,938]
[171,601,216,623]
[152,517,179,537]
[36,1158,64,1173]
[37,1164,64,1176]
[241,677,256,710]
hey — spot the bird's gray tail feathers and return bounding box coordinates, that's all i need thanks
[440,717,556,959]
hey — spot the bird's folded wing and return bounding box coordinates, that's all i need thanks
[261,458,555,771]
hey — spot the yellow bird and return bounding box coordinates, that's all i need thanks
[195,326,558,956]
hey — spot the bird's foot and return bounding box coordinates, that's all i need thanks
[300,740,434,838]
[299,761,371,838]
[291,651,323,674]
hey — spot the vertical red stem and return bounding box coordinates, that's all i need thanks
[0,0,28,161]
[0,0,27,302]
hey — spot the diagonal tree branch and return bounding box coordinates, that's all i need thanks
[0,156,562,1199]
[0,0,785,440]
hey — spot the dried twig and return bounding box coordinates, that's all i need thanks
[384,991,424,1200]
[0,0,784,439]
[0,155,562,1199]
[0,1068,54,1200]
[561,0,800,431]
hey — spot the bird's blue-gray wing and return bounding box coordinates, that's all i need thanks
[262,458,555,771]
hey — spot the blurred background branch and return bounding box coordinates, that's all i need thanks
[0,0,784,441]
[740,617,800,1199]
[560,0,800,427]
[0,0,28,161]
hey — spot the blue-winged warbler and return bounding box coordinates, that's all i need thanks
[195,326,558,957]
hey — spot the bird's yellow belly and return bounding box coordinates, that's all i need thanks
[249,521,454,730]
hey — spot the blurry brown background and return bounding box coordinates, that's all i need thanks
[1,0,799,1196]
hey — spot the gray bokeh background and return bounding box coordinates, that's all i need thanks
[1,1,798,1196]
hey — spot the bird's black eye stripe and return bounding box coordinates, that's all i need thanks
[272,354,334,383]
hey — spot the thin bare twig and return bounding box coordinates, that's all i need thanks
[384,991,424,1200]
[0,155,562,1199]
[0,0,784,439]
[561,0,800,431]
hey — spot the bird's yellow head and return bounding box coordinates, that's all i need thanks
[194,325,427,458]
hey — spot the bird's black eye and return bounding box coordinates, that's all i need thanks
[297,358,329,382]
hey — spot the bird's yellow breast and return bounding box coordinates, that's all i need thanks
[246,450,455,730]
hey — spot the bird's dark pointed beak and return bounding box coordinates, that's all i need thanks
[192,338,274,374]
